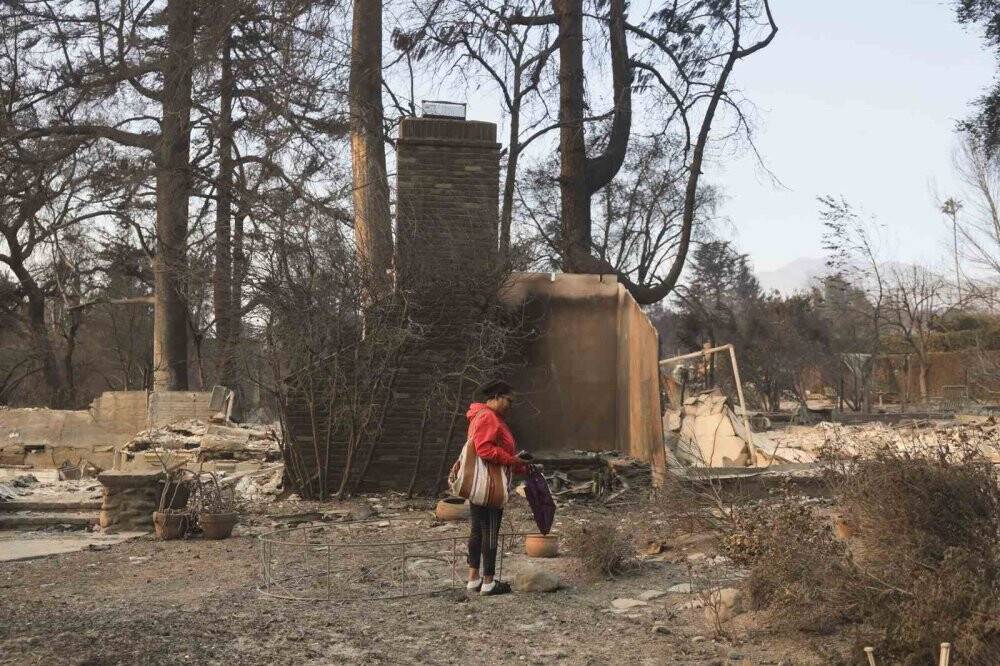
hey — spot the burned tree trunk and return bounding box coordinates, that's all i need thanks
[214,30,236,388]
[16,267,66,407]
[553,0,631,272]
[554,0,590,269]
[349,0,392,294]
[152,0,195,391]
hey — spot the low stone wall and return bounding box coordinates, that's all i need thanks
[97,469,167,532]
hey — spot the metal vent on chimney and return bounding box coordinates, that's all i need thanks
[421,100,467,119]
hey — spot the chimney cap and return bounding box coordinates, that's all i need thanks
[421,100,467,119]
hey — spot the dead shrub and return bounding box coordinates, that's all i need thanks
[726,446,1000,664]
[724,499,857,635]
[565,519,638,579]
[654,476,734,535]
[833,449,1000,665]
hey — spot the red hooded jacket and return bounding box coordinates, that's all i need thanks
[466,402,526,475]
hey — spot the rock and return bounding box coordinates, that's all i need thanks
[703,587,744,624]
[686,552,707,563]
[667,583,693,594]
[675,599,704,610]
[640,541,669,556]
[204,424,252,442]
[404,558,439,579]
[638,589,667,601]
[349,504,374,521]
[513,566,560,593]
[691,635,706,643]
[611,598,648,610]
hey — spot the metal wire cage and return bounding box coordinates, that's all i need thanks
[257,519,526,602]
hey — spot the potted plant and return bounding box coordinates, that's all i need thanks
[153,468,193,540]
[196,472,238,539]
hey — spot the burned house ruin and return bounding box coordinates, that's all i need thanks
[282,115,664,497]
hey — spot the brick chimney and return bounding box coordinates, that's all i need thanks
[395,117,500,291]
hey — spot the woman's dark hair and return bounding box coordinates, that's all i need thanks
[478,379,513,399]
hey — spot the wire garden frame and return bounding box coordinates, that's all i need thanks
[257,519,529,602]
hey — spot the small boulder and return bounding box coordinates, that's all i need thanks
[667,582,693,594]
[675,599,704,610]
[513,566,560,593]
[703,587,743,624]
[611,598,648,610]
[639,589,667,601]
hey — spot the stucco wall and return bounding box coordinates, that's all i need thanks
[871,351,1000,400]
[503,273,664,478]
[0,390,214,468]
[147,391,215,428]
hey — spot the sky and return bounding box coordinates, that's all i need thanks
[717,0,997,273]
[451,0,998,281]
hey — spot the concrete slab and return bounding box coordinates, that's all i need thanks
[0,529,146,562]
[0,512,97,529]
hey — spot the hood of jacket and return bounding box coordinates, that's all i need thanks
[466,402,492,422]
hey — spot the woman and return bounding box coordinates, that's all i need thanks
[465,379,528,596]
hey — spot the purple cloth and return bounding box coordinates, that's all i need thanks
[523,465,556,535]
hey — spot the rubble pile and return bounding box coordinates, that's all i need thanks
[673,390,757,467]
[667,389,819,468]
[0,474,38,502]
[818,417,1000,462]
[122,420,281,463]
[533,451,651,502]
[231,464,284,503]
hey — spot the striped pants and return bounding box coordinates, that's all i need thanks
[467,503,503,577]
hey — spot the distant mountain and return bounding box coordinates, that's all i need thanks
[756,257,827,295]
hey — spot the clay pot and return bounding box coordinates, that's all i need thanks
[525,533,559,558]
[199,512,238,539]
[435,497,470,521]
[153,511,188,540]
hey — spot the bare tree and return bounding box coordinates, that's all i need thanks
[952,131,1000,308]
[820,195,889,411]
[1,0,204,390]
[519,132,720,285]
[504,0,776,305]
[405,0,559,260]
[884,266,953,401]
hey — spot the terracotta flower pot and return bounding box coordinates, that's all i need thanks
[199,512,238,539]
[153,511,188,540]
[525,533,559,558]
[435,497,470,521]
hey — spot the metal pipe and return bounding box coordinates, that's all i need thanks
[727,344,754,458]
[659,343,737,366]
[660,344,754,458]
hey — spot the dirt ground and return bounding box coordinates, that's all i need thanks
[0,498,835,666]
